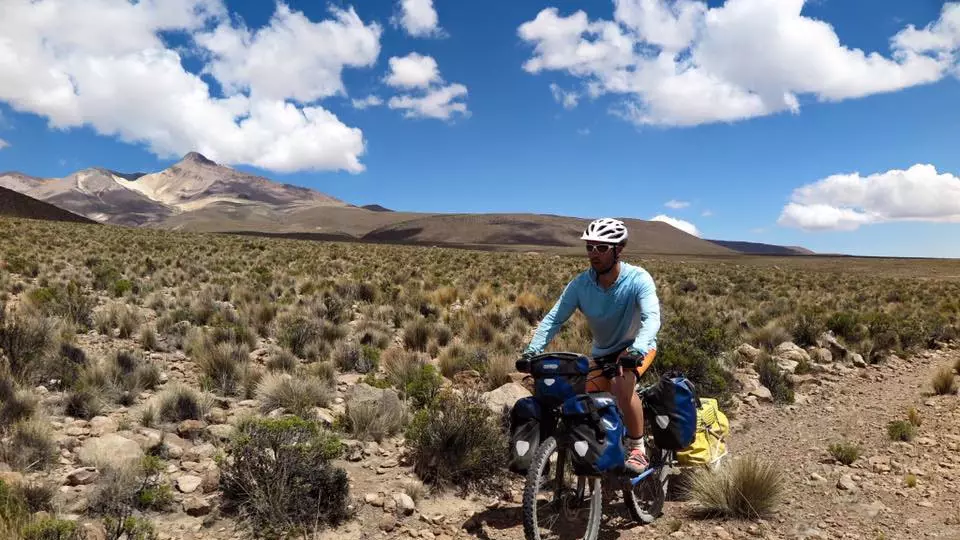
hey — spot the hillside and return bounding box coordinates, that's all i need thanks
[0,185,97,224]
[363,213,738,255]
[0,153,812,256]
[708,239,816,256]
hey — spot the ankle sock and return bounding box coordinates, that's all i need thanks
[626,436,645,453]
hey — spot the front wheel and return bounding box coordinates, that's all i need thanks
[522,436,603,540]
[624,447,672,524]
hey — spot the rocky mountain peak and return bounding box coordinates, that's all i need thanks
[179,152,217,167]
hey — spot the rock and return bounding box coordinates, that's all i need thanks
[735,372,762,394]
[177,475,203,494]
[859,501,886,519]
[787,374,817,388]
[809,472,826,483]
[849,353,867,368]
[314,408,336,426]
[776,358,800,374]
[774,342,811,365]
[201,467,220,493]
[183,496,213,516]
[737,343,762,363]
[88,416,118,436]
[205,424,235,442]
[750,386,773,403]
[380,515,397,532]
[177,420,205,439]
[837,474,858,492]
[809,347,832,364]
[482,383,531,414]
[394,493,416,516]
[77,434,144,468]
[66,467,99,486]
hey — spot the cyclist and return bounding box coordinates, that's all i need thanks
[522,217,661,474]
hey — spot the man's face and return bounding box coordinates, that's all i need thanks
[586,242,617,271]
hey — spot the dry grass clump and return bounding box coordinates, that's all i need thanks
[932,365,958,395]
[256,372,333,418]
[689,455,785,519]
[157,384,209,423]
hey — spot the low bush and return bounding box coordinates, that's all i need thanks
[219,417,349,538]
[689,455,785,519]
[405,390,508,494]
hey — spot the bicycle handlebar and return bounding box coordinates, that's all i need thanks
[515,350,644,373]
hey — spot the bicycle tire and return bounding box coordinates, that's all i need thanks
[623,448,672,524]
[522,436,603,540]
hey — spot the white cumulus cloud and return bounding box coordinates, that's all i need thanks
[383,53,468,120]
[351,95,383,109]
[518,0,960,127]
[650,214,700,236]
[385,53,441,89]
[665,199,690,209]
[777,164,960,231]
[395,0,443,38]
[388,84,469,120]
[0,0,384,173]
[0,139,8,150]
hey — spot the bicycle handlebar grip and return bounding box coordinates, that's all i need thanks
[619,354,641,368]
[515,358,531,373]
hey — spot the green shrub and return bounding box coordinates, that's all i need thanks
[689,455,785,518]
[219,417,350,538]
[646,312,735,403]
[405,390,508,494]
[755,354,794,405]
[887,420,916,442]
[828,441,861,465]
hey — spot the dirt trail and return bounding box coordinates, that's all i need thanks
[441,346,960,540]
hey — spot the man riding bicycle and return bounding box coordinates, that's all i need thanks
[522,217,660,474]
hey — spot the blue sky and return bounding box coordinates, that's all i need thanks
[1,0,959,258]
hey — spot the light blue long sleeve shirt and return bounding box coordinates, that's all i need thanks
[525,262,661,357]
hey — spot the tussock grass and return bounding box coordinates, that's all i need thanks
[932,365,958,395]
[689,455,785,519]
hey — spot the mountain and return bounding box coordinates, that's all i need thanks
[0,153,812,256]
[362,214,737,255]
[0,152,348,227]
[708,240,816,256]
[0,186,97,224]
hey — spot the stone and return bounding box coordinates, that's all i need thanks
[66,467,99,486]
[750,386,773,403]
[77,434,144,468]
[837,474,858,492]
[314,408,336,426]
[88,416,118,436]
[205,424,235,442]
[380,515,397,532]
[737,343,762,363]
[177,475,203,494]
[183,496,213,517]
[482,383,531,414]
[394,493,416,516]
[849,353,867,368]
[177,420,205,439]
[774,342,811,365]
[776,358,800,374]
[809,347,833,364]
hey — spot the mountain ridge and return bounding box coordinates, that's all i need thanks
[0,153,814,256]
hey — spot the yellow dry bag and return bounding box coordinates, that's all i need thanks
[676,397,729,469]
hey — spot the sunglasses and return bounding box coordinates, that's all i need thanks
[585,243,617,253]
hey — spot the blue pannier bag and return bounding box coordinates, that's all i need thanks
[530,354,591,407]
[643,373,699,451]
[559,392,626,476]
[508,396,544,475]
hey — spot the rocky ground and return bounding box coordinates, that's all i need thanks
[4,312,959,540]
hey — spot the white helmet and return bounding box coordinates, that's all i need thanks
[580,218,628,244]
